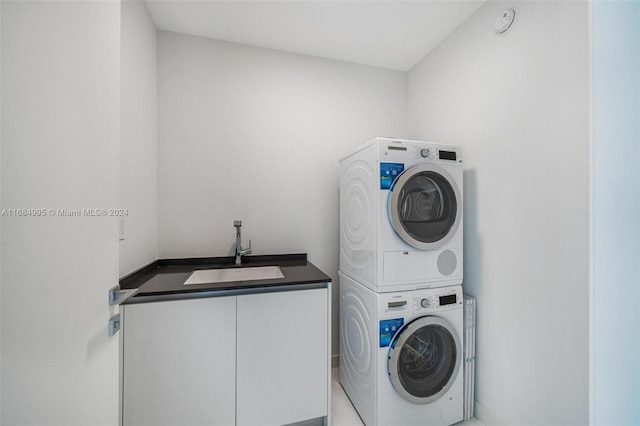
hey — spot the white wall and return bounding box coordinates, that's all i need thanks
[119,0,158,277]
[407,2,590,424]
[157,31,406,360]
[590,1,640,425]
[1,1,121,424]
[0,2,3,420]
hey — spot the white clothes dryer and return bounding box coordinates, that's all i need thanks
[340,137,463,292]
[339,272,464,426]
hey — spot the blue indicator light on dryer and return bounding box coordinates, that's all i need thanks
[380,163,404,190]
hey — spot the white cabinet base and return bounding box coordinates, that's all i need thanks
[121,284,331,426]
[122,297,236,426]
[237,287,330,426]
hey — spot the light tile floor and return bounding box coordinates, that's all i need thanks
[331,367,484,426]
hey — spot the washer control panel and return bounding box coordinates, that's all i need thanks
[413,286,462,313]
[377,137,462,164]
[377,285,463,316]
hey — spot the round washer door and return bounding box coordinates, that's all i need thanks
[387,316,461,405]
[388,164,461,249]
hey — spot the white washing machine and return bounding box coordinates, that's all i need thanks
[339,137,463,292]
[339,272,463,426]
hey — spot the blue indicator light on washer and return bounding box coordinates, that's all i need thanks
[380,163,404,190]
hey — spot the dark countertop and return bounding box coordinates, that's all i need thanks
[119,253,332,304]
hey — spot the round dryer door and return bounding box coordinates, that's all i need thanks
[388,164,461,249]
[387,316,461,405]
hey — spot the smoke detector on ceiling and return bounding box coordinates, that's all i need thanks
[494,8,518,35]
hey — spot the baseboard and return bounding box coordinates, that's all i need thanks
[474,401,508,425]
[331,354,340,368]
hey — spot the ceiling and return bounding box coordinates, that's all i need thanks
[145,1,485,72]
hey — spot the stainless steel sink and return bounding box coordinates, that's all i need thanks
[183,266,284,285]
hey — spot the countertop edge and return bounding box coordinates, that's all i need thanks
[122,281,331,305]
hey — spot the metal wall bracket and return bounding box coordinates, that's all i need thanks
[109,285,138,306]
[108,314,121,337]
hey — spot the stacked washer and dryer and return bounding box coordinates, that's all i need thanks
[339,137,465,426]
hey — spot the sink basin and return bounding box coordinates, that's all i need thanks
[183,266,284,285]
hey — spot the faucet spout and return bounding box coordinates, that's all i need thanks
[233,220,251,265]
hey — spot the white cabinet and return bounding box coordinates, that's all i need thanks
[122,285,330,426]
[237,288,329,425]
[122,297,237,426]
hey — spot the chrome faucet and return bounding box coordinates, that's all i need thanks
[233,220,251,265]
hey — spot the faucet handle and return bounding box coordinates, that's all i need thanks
[240,240,252,256]
[234,220,242,227]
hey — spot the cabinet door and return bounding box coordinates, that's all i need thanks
[237,288,329,425]
[122,297,236,426]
